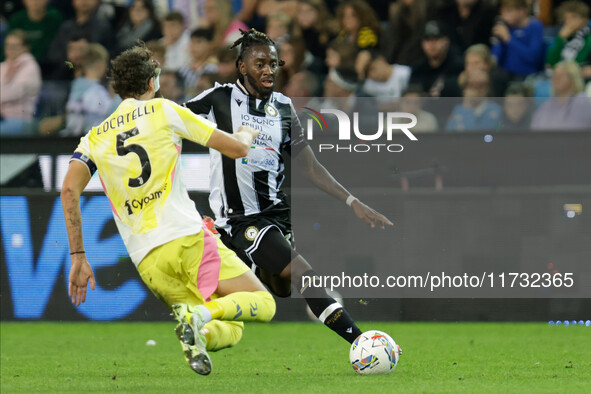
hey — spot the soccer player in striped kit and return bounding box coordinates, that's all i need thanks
[185,29,393,347]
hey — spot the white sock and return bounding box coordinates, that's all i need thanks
[195,305,212,323]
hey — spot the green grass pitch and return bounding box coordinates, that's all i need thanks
[1,322,590,393]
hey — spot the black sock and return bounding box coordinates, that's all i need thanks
[297,270,363,344]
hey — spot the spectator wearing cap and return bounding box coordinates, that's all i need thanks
[161,11,191,71]
[500,82,533,131]
[445,69,503,131]
[490,0,544,78]
[115,0,162,54]
[531,61,591,130]
[410,20,463,98]
[7,0,63,64]
[359,51,412,110]
[384,0,433,67]
[546,1,591,68]
[178,28,218,99]
[436,0,498,51]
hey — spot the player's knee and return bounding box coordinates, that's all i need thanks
[254,290,276,321]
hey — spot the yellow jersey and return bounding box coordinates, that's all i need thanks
[71,98,216,266]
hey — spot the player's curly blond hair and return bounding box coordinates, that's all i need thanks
[109,43,158,99]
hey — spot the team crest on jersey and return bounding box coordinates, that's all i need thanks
[265,103,278,117]
[244,226,259,241]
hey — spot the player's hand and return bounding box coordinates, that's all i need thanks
[68,255,96,306]
[351,200,394,229]
[237,125,260,141]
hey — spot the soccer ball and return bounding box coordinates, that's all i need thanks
[349,330,400,375]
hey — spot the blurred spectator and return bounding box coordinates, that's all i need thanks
[7,0,63,63]
[216,47,239,83]
[284,70,319,97]
[546,1,591,67]
[410,20,463,97]
[491,0,545,77]
[40,43,111,136]
[170,0,207,31]
[399,84,439,132]
[158,69,185,103]
[46,0,114,75]
[459,44,510,97]
[336,0,381,51]
[323,66,360,100]
[178,28,218,99]
[266,12,292,46]
[360,51,412,109]
[146,40,166,68]
[194,72,219,96]
[255,0,298,19]
[445,69,503,131]
[115,0,161,54]
[385,0,433,66]
[326,37,358,70]
[277,37,318,92]
[294,0,337,60]
[531,61,591,130]
[0,30,42,135]
[500,81,533,130]
[161,11,190,71]
[437,0,498,51]
[320,65,379,132]
[203,0,248,49]
[35,34,88,120]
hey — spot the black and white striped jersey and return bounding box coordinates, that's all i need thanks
[184,80,308,233]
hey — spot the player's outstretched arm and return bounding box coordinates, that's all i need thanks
[295,146,393,229]
[61,160,96,306]
[206,125,260,159]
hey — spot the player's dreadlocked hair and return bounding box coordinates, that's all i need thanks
[110,43,158,99]
[231,28,285,82]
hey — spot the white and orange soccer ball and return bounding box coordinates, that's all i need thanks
[349,330,400,375]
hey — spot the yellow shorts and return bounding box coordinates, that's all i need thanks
[137,228,250,308]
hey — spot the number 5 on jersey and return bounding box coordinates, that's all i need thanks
[116,127,152,187]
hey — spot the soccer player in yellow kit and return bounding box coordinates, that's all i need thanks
[61,44,276,375]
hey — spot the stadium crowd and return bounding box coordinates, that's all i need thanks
[1,0,591,136]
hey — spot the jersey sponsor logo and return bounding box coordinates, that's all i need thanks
[265,103,278,117]
[253,133,273,147]
[124,186,166,215]
[235,98,243,106]
[244,226,259,241]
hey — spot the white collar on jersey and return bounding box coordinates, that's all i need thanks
[236,79,275,105]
